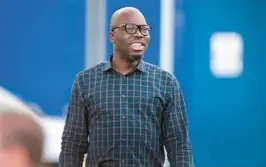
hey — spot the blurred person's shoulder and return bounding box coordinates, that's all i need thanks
[0,86,39,120]
[0,86,30,113]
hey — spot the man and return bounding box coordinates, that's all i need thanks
[59,7,193,167]
[0,87,44,167]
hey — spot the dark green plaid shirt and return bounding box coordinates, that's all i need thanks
[59,58,193,167]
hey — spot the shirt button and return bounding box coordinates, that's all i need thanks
[122,94,125,98]
[121,138,125,142]
[122,116,126,119]
[121,160,125,163]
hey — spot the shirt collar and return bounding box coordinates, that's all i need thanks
[103,55,146,73]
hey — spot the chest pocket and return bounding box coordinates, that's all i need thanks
[137,92,164,125]
[139,93,163,113]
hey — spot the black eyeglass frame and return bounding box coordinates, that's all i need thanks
[111,23,152,36]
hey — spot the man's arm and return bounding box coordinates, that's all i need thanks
[59,74,88,167]
[162,76,193,167]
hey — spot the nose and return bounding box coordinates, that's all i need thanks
[133,28,143,37]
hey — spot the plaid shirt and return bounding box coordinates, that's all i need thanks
[59,58,193,167]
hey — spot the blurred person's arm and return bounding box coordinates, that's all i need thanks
[59,75,88,167]
[162,76,193,167]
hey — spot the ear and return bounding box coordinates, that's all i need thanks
[109,31,115,44]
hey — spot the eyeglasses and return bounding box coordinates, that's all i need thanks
[112,23,152,36]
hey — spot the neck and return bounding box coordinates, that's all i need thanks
[112,53,140,75]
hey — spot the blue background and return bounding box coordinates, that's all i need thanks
[181,1,266,166]
[0,0,85,115]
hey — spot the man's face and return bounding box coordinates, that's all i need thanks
[110,12,151,62]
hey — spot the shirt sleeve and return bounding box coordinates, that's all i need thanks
[162,76,194,167]
[59,74,88,167]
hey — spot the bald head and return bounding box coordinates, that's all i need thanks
[110,7,147,30]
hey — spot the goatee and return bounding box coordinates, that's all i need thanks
[127,54,143,62]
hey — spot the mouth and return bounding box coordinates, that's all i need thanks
[129,42,145,51]
[130,41,145,45]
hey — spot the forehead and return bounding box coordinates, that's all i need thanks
[115,11,147,25]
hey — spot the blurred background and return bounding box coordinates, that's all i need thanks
[1,0,266,167]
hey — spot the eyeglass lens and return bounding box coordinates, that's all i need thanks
[125,24,151,35]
